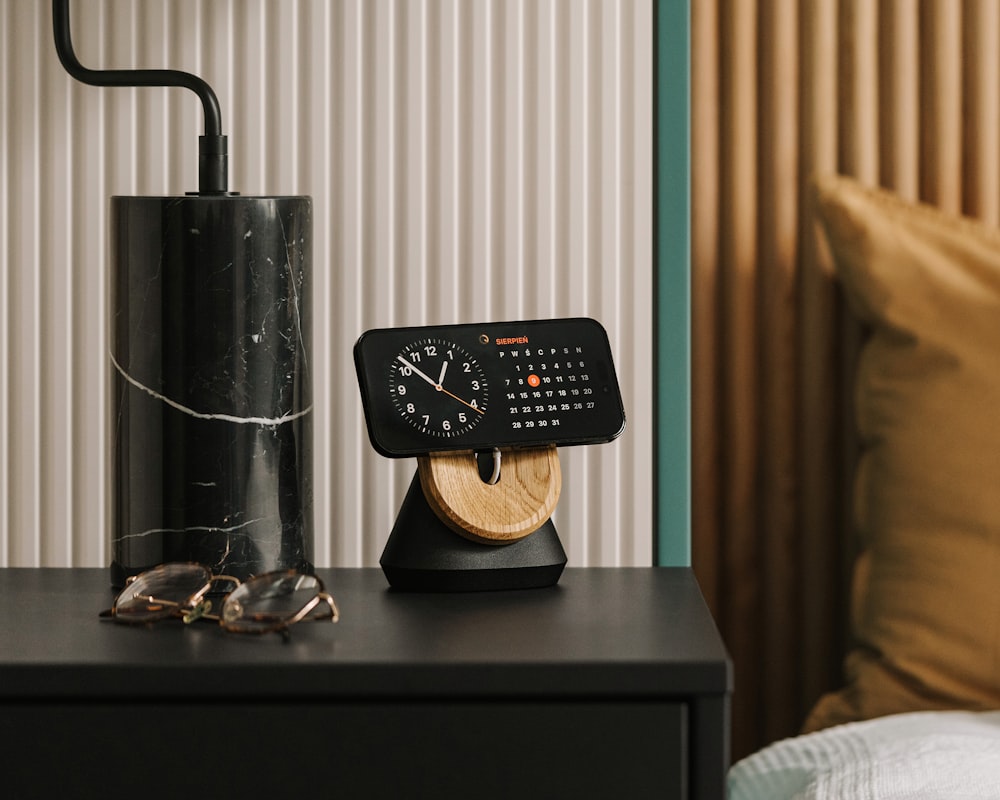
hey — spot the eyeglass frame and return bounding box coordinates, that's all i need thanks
[101,562,339,636]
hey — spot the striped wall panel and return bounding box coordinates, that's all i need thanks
[1,0,653,569]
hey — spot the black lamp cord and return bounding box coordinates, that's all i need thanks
[52,0,229,195]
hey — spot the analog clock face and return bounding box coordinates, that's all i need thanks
[388,338,489,439]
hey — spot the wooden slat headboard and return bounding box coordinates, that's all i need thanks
[691,0,1000,760]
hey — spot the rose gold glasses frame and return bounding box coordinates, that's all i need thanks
[101,563,339,636]
[223,570,340,635]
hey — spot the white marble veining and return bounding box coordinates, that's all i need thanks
[113,516,267,544]
[110,351,312,427]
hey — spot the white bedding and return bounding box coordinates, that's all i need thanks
[728,710,1000,799]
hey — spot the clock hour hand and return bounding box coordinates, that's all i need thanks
[437,360,449,386]
[396,355,439,388]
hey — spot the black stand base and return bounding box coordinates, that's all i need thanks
[380,472,567,592]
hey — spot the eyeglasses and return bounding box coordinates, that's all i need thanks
[101,562,339,636]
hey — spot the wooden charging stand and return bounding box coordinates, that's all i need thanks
[379,445,568,591]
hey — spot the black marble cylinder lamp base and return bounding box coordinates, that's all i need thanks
[110,196,313,588]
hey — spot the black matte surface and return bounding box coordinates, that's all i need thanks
[0,567,729,699]
[380,471,567,591]
[3,701,687,799]
[0,567,730,799]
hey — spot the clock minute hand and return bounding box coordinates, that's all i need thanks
[396,355,439,388]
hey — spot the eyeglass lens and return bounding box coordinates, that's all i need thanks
[222,572,329,633]
[113,563,213,622]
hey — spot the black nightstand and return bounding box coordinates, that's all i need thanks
[0,567,730,799]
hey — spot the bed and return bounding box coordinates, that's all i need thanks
[727,174,1000,797]
[730,711,1000,799]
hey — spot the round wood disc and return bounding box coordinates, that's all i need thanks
[418,446,561,545]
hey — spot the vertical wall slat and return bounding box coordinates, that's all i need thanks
[76,0,108,566]
[879,0,921,200]
[621,0,653,566]
[691,0,722,608]
[922,0,964,213]
[841,0,880,183]
[41,0,72,565]
[962,0,1000,224]
[299,0,333,569]
[835,2,875,732]
[718,0,760,754]
[796,0,841,753]
[2,1,653,572]
[0,0,10,561]
[8,1,42,565]
[758,0,801,748]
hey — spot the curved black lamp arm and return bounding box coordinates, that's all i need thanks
[52,0,229,194]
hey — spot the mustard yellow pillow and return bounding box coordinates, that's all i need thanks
[804,174,1000,733]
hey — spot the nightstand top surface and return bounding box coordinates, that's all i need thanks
[0,566,731,700]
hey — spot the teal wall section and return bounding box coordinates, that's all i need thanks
[655,0,691,566]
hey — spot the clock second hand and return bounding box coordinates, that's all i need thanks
[439,386,485,415]
[396,355,484,415]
